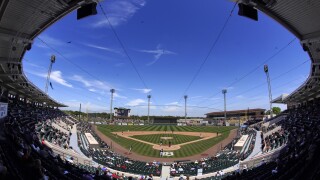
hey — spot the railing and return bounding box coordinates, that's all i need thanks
[262,114,286,127]
[239,145,285,170]
[263,125,282,138]
[44,140,92,165]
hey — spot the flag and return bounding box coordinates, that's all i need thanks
[50,82,54,90]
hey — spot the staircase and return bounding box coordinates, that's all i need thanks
[160,165,171,180]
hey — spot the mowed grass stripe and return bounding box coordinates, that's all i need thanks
[99,125,235,133]
[131,134,201,145]
[97,125,236,158]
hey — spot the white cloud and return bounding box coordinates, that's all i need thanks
[62,101,108,112]
[23,61,46,70]
[162,106,181,112]
[220,86,234,91]
[93,0,146,27]
[166,102,179,105]
[137,44,176,66]
[85,44,122,55]
[50,71,73,88]
[126,99,145,106]
[114,63,125,67]
[89,88,96,92]
[162,102,181,112]
[26,70,72,88]
[236,95,244,99]
[132,88,152,94]
[71,75,112,92]
[189,96,202,100]
[35,34,66,48]
[114,93,127,99]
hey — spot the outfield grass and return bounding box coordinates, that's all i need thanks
[131,133,201,145]
[101,125,235,133]
[97,125,236,158]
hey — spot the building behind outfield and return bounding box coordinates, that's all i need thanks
[205,108,265,126]
[152,117,178,125]
[177,119,208,126]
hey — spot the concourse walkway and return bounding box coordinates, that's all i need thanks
[244,130,262,160]
[69,123,88,157]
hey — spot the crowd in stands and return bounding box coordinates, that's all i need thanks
[170,149,239,177]
[6,95,320,179]
[0,98,144,180]
[35,119,71,149]
[77,122,162,177]
[261,129,288,153]
[225,98,320,179]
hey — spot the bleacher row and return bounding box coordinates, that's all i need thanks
[0,97,145,180]
[76,121,264,178]
[77,122,162,176]
[35,119,71,149]
[224,98,320,180]
[5,95,319,179]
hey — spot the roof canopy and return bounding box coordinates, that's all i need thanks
[271,94,289,104]
[0,0,90,107]
[1,0,320,107]
[206,108,265,116]
[232,0,320,103]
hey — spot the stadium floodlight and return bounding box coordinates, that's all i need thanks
[147,95,151,124]
[79,103,81,122]
[110,89,115,121]
[222,89,227,125]
[184,95,188,125]
[45,55,55,94]
[264,65,273,117]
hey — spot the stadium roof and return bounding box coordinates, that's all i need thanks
[0,0,92,107]
[231,0,320,103]
[0,0,319,107]
[271,94,289,104]
[206,108,265,116]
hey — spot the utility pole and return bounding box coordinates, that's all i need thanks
[86,105,89,122]
[184,95,188,126]
[45,55,55,94]
[79,103,81,122]
[110,89,115,121]
[264,65,273,117]
[222,89,227,126]
[147,95,151,125]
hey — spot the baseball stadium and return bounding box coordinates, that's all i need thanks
[0,0,320,180]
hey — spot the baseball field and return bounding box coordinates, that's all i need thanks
[97,125,236,158]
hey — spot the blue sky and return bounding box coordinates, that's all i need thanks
[23,0,310,117]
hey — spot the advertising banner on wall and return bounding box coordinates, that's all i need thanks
[0,102,8,119]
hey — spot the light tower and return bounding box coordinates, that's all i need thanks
[184,95,188,125]
[222,89,227,125]
[45,55,56,94]
[110,89,115,120]
[147,95,151,124]
[79,103,81,122]
[264,65,273,117]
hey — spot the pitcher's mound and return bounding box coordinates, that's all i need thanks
[160,137,173,140]
[153,144,180,150]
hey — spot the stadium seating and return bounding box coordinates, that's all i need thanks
[224,98,320,179]
[77,122,162,176]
